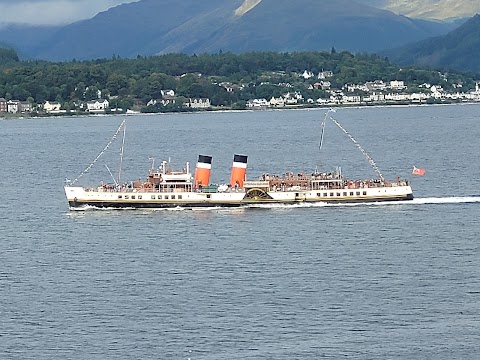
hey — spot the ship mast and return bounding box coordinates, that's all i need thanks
[117,121,126,185]
[317,108,335,172]
[319,109,333,152]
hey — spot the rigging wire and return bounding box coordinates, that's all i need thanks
[328,113,385,181]
[69,120,126,185]
[317,109,335,172]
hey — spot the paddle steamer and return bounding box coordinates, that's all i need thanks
[64,113,413,209]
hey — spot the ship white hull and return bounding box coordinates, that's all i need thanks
[65,185,414,209]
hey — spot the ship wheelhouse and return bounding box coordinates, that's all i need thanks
[147,160,194,193]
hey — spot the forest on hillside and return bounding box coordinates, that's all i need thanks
[0,49,476,111]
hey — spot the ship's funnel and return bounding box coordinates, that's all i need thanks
[230,154,248,188]
[194,155,212,188]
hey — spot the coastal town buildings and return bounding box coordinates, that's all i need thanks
[2,69,480,117]
[0,98,34,114]
[184,98,211,109]
[0,97,7,112]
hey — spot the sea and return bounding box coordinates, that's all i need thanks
[1,104,479,359]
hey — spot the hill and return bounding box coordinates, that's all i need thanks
[0,0,457,61]
[384,14,480,73]
[355,0,480,20]
[173,0,456,55]
[0,24,61,60]
[19,0,243,61]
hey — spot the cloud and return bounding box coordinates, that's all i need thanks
[0,0,139,26]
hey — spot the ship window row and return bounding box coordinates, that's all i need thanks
[116,194,188,200]
[316,191,368,197]
[149,195,183,200]
[117,195,143,200]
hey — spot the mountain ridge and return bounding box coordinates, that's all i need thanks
[154,0,459,55]
[384,14,480,73]
[355,0,480,20]
[0,0,461,62]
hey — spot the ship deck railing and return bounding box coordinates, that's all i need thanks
[82,179,408,194]
[85,185,245,194]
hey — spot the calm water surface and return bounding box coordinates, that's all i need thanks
[1,105,479,359]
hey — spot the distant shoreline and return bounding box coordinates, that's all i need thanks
[2,101,480,120]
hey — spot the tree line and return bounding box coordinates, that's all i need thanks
[0,48,476,111]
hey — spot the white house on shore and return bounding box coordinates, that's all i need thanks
[269,96,285,107]
[86,99,109,112]
[185,98,211,109]
[148,95,176,107]
[6,100,19,113]
[43,101,62,113]
[246,98,269,108]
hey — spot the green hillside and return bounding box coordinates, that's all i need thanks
[0,50,475,110]
[0,48,19,64]
[385,14,480,73]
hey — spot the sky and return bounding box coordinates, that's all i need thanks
[0,0,139,27]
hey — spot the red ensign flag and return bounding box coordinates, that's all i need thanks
[412,166,426,176]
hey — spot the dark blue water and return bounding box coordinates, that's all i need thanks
[1,105,479,359]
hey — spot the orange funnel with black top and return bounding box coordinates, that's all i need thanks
[230,154,248,188]
[194,155,212,188]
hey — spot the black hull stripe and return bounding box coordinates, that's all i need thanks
[69,194,413,209]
